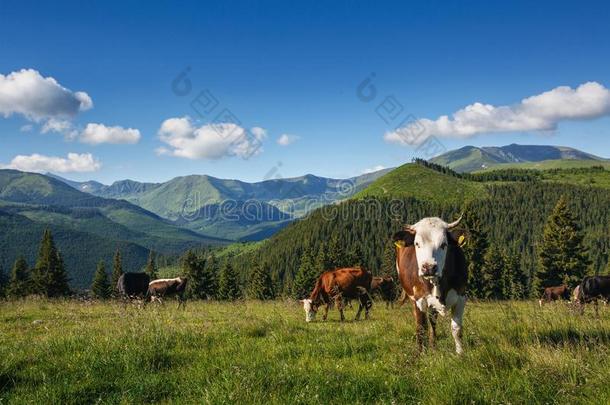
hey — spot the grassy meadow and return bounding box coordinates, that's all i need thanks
[2,299,610,404]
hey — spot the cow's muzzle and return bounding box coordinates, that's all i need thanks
[421,263,438,278]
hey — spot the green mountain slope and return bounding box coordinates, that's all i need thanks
[354,163,485,204]
[431,144,606,172]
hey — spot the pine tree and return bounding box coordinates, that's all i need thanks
[380,242,396,278]
[480,245,506,299]
[292,248,319,299]
[345,242,364,268]
[504,250,528,299]
[183,251,217,299]
[7,256,31,298]
[145,250,158,280]
[91,261,111,299]
[247,261,275,300]
[217,260,240,300]
[536,196,591,291]
[326,233,344,269]
[314,245,329,272]
[110,249,123,296]
[31,229,70,297]
[463,210,489,299]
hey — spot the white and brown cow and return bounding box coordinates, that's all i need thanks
[147,277,188,308]
[393,216,468,354]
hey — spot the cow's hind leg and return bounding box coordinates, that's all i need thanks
[451,295,466,355]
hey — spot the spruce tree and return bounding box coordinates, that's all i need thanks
[463,210,489,299]
[480,245,505,300]
[380,242,396,278]
[145,250,158,280]
[217,260,240,300]
[536,196,591,291]
[7,256,31,298]
[32,229,70,297]
[326,233,344,269]
[247,261,275,300]
[183,250,217,299]
[504,250,527,299]
[91,261,111,299]
[292,248,318,299]
[111,249,123,296]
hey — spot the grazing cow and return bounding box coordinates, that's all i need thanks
[147,277,188,308]
[300,267,373,322]
[571,285,581,303]
[538,285,571,307]
[393,216,468,354]
[577,275,610,315]
[371,275,397,308]
[117,272,150,299]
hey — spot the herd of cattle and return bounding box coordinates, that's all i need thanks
[115,215,607,355]
[540,276,610,314]
[117,273,188,307]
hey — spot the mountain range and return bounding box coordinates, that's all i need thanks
[2,143,608,288]
[430,144,606,172]
[50,169,392,240]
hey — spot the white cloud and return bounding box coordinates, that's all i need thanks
[1,152,101,173]
[277,133,300,146]
[0,69,92,122]
[20,124,33,132]
[385,82,610,145]
[157,117,265,159]
[80,123,141,145]
[362,165,386,174]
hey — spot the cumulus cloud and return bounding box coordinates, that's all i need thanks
[385,82,610,145]
[1,152,101,173]
[157,117,265,159]
[80,123,141,145]
[362,165,386,174]
[0,69,92,122]
[277,133,300,146]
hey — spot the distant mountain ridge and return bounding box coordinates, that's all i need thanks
[52,169,392,240]
[430,144,606,172]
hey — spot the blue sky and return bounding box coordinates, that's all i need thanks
[1,0,609,183]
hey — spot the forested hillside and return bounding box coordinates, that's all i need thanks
[224,163,610,298]
[0,170,227,288]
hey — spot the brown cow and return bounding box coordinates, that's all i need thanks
[371,276,397,308]
[147,277,188,308]
[538,284,570,307]
[300,267,373,322]
[393,216,468,354]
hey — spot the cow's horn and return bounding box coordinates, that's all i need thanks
[447,214,463,229]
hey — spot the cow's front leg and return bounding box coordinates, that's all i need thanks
[413,298,428,352]
[428,310,438,348]
[322,302,330,321]
[451,295,466,355]
[335,295,345,322]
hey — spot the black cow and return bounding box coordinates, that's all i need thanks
[117,272,150,299]
[577,275,610,315]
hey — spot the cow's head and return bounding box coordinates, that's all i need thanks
[300,299,318,322]
[393,215,463,280]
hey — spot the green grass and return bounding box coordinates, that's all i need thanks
[2,300,610,404]
[355,163,485,204]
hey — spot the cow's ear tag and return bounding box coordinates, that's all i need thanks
[458,235,466,247]
[394,240,405,248]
